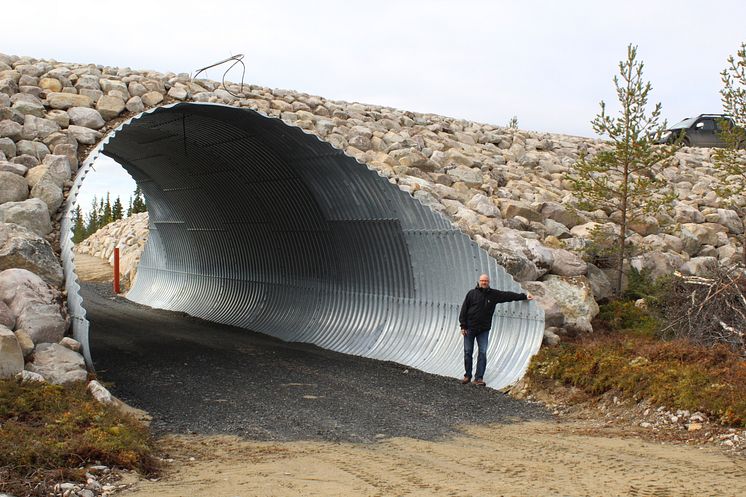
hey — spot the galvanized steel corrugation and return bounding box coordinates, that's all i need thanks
[65,102,544,389]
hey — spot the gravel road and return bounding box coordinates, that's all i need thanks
[83,282,549,442]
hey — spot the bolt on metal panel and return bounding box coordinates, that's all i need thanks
[62,102,544,389]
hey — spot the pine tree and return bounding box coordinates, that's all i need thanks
[102,193,113,226]
[566,44,679,294]
[71,205,86,243]
[112,196,124,221]
[712,41,746,263]
[85,196,100,238]
[131,185,147,214]
[127,196,133,217]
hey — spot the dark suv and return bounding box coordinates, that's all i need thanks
[658,114,745,148]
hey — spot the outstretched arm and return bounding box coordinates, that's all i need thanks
[492,290,534,303]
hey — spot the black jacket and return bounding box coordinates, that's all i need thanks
[459,286,527,333]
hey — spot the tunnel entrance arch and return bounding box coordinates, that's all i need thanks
[61,102,544,389]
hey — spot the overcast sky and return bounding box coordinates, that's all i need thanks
[4,0,746,212]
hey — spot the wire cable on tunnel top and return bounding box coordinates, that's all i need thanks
[192,54,246,98]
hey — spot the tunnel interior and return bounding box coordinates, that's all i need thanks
[62,102,544,389]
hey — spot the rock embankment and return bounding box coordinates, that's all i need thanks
[75,212,147,289]
[1,50,746,384]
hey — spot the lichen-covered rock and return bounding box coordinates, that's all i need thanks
[0,324,24,379]
[540,274,599,333]
[27,342,86,384]
[0,268,66,344]
[0,222,63,285]
[0,198,52,235]
[0,170,28,204]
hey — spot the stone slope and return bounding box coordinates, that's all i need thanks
[1,51,746,379]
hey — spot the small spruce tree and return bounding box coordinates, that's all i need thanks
[566,44,679,294]
[713,42,746,263]
[112,196,124,221]
[131,185,147,214]
[71,205,86,243]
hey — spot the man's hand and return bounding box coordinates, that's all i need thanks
[460,328,467,336]
[526,293,534,301]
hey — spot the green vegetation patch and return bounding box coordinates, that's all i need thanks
[528,334,746,426]
[0,380,158,494]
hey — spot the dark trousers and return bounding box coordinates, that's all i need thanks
[464,330,490,380]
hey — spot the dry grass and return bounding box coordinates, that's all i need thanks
[0,379,158,496]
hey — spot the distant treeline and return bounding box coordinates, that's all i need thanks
[71,186,147,243]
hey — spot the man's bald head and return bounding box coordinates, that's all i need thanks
[478,274,490,288]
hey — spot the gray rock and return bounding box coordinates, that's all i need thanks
[27,343,86,384]
[0,77,18,96]
[520,281,565,327]
[22,115,60,140]
[11,98,45,117]
[0,198,52,235]
[52,143,78,172]
[501,200,543,223]
[167,86,188,100]
[67,125,102,144]
[586,263,614,301]
[47,92,93,109]
[674,203,705,224]
[540,275,599,333]
[41,154,71,187]
[0,300,12,329]
[96,95,126,120]
[0,171,28,204]
[30,178,63,215]
[543,327,561,346]
[25,165,47,187]
[46,109,70,128]
[448,165,483,187]
[679,256,718,277]
[630,251,685,281]
[60,336,81,352]
[99,78,129,98]
[16,369,45,383]
[543,218,572,239]
[67,106,105,129]
[128,81,147,97]
[87,380,114,405]
[549,248,587,277]
[0,137,15,157]
[125,95,144,113]
[466,193,501,218]
[141,91,164,107]
[0,270,65,344]
[0,119,22,140]
[679,223,727,254]
[716,208,743,234]
[15,140,49,161]
[14,329,34,357]
[0,223,63,285]
[541,202,586,228]
[0,325,24,379]
[75,74,100,91]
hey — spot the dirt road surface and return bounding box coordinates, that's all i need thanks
[72,263,746,497]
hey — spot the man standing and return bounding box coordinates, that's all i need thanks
[459,274,533,386]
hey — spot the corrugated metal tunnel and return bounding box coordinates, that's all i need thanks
[62,102,544,389]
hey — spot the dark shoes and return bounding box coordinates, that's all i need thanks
[460,376,471,384]
[473,379,486,386]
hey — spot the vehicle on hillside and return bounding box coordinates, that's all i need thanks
[657,114,745,148]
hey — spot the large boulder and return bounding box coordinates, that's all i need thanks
[679,256,718,277]
[0,268,66,344]
[0,170,28,204]
[548,248,587,277]
[448,165,483,187]
[67,106,105,129]
[476,234,539,282]
[40,154,71,187]
[540,275,599,333]
[27,342,87,384]
[0,198,52,235]
[0,300,13,329]
[0,223,63,285]
[541,202,586,228]
[500,200,543,223]
[586,263,614,301]
[466,193,501,218]
[47,92,93,109]
[630,251,685,281]
[30,178,63,215]
[673,203,705,224]
[520,281,565,328]
[0,324,24,379]
[679,223,728,255]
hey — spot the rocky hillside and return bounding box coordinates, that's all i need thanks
[1,51,746,384]
[75,212,147,289]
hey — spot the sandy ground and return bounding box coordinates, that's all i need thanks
[117,420,746,497]
[73,253,746,496]
[73,252,116,284]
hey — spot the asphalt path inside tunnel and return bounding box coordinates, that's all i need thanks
[82,282,550,442]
